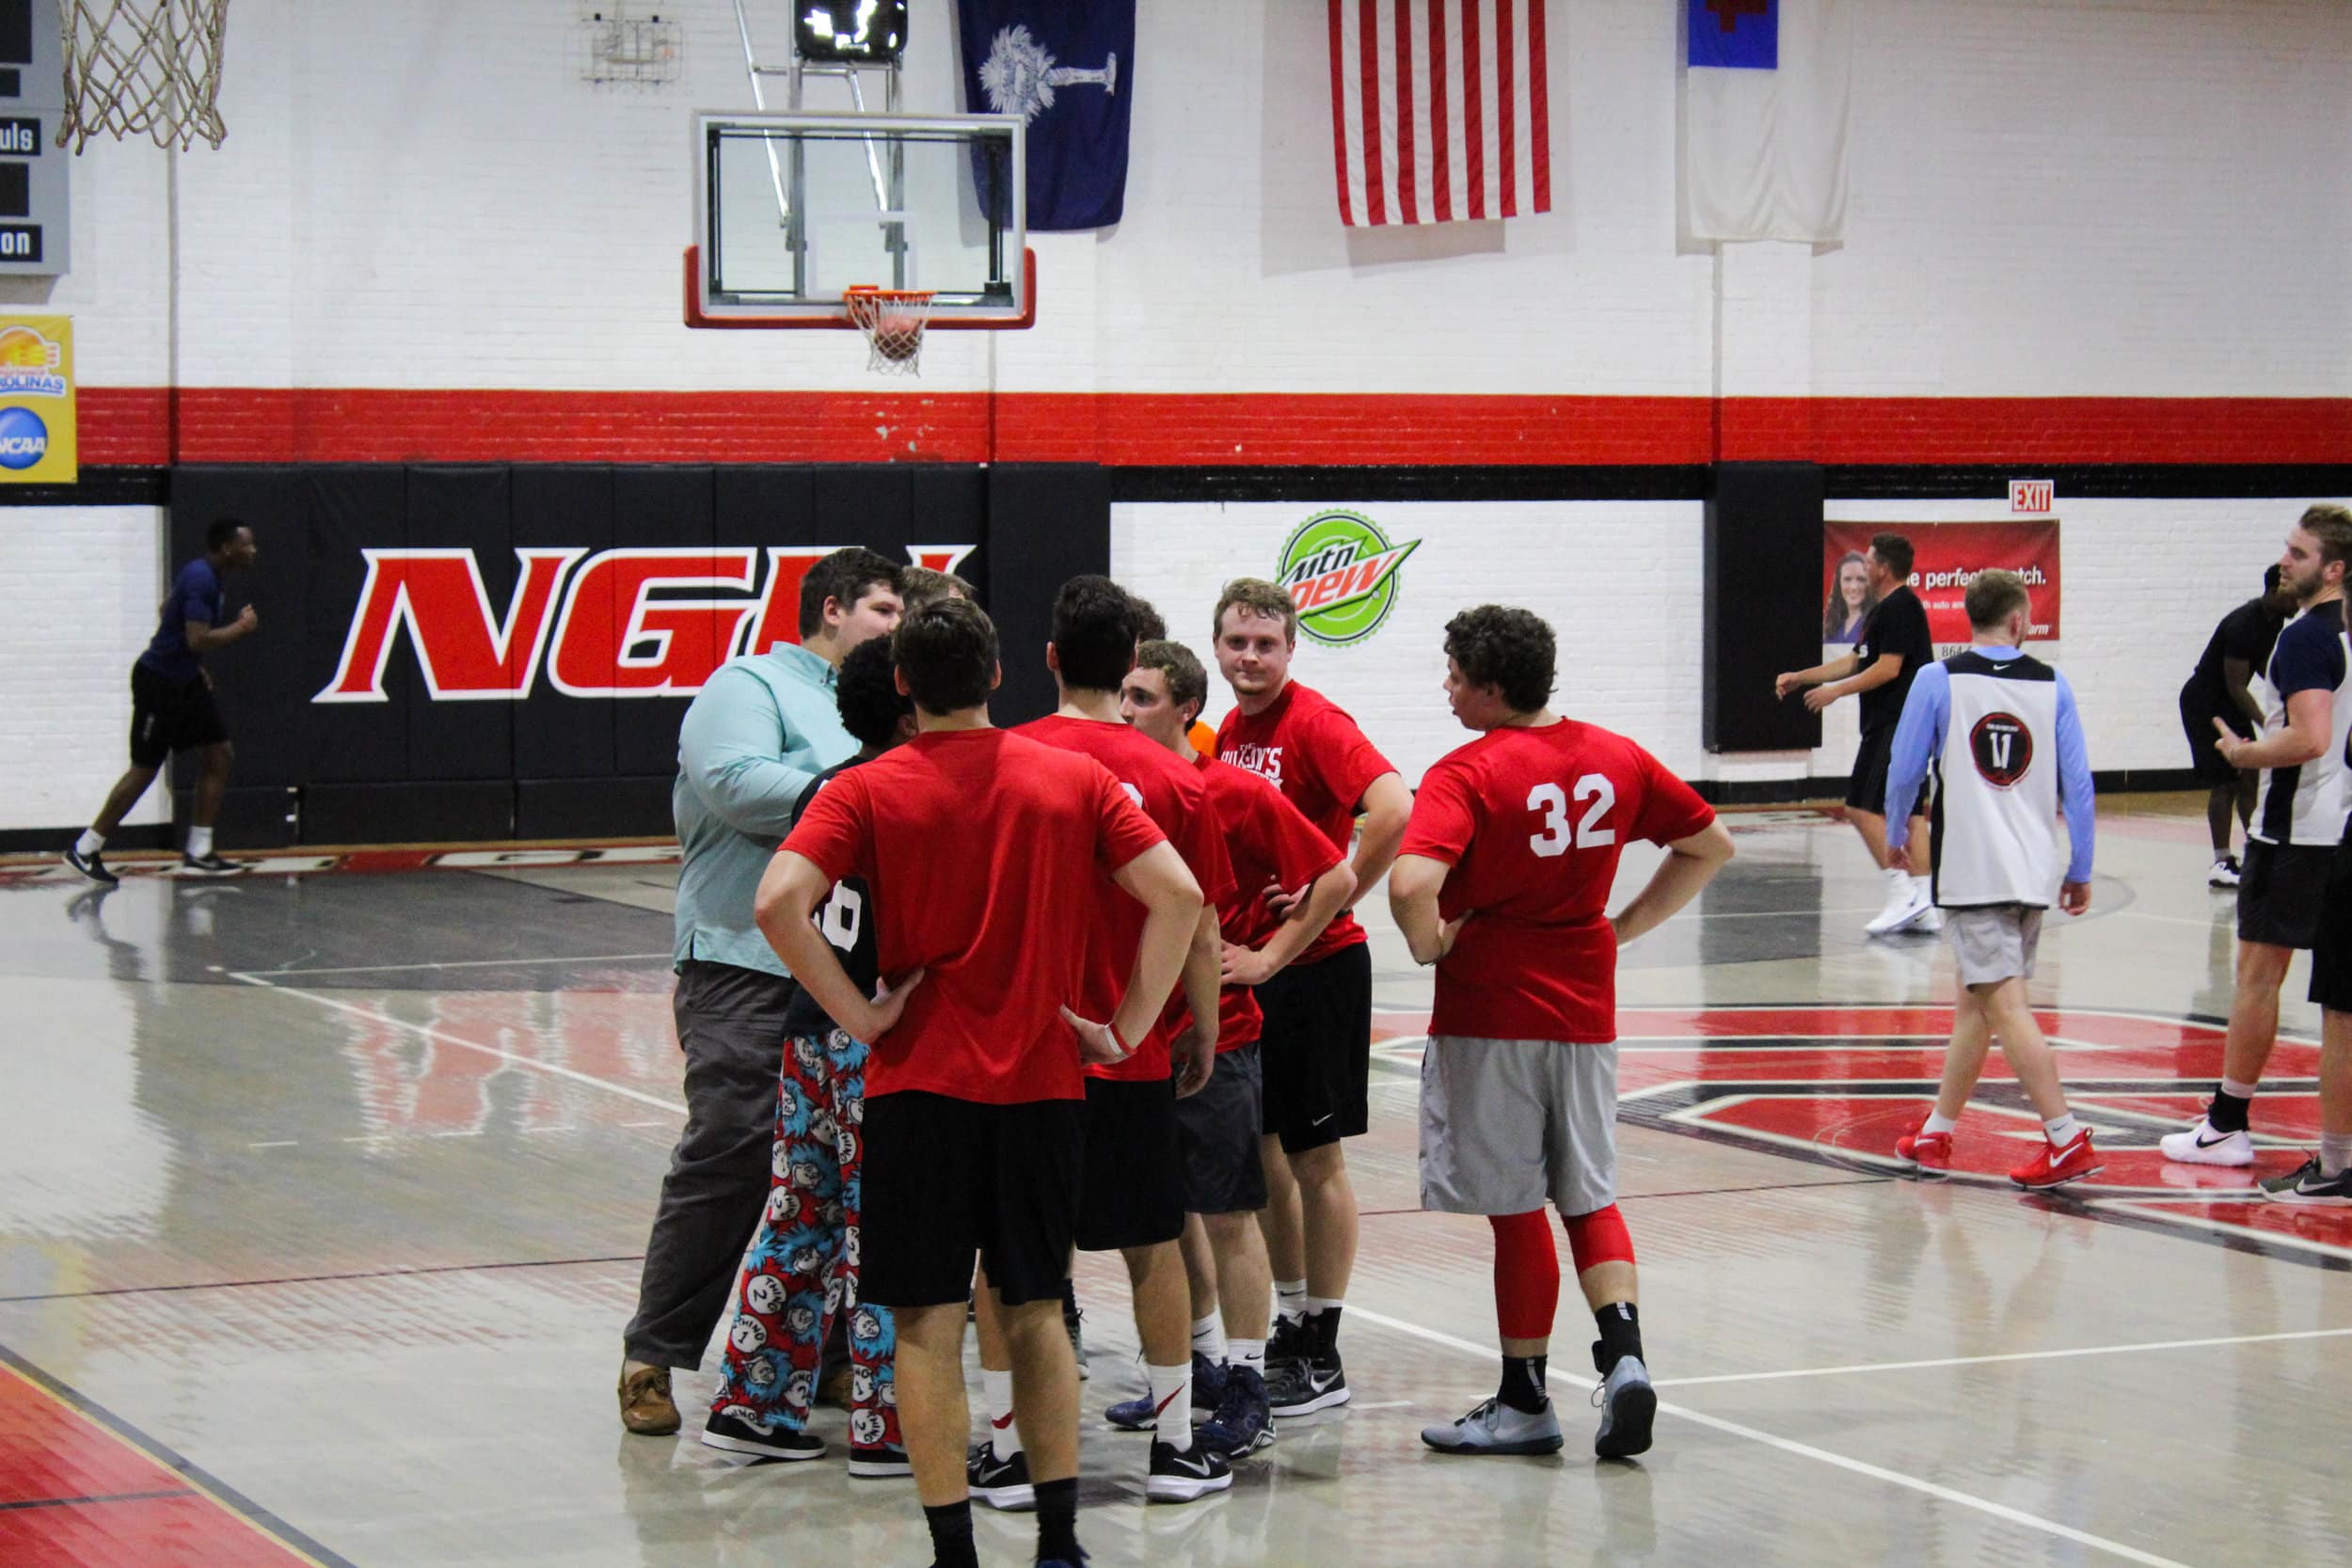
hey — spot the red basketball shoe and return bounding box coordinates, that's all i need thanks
[1894,1121,1953,1176]
[2010,1128,2101,1189]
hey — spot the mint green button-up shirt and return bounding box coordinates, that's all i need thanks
[671,643,858,976]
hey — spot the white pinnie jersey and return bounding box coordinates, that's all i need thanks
[1931,651,2062,908]
[2249,607,2352,847]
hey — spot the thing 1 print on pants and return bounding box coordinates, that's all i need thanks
[710,1029,898,1449]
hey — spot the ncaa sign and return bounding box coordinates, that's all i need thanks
[0,405,45,468]
[315,543,974,703]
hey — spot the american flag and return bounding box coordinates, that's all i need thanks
[1327,0,1551,227]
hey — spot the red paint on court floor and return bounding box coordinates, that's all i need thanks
[0,1362,326,1568]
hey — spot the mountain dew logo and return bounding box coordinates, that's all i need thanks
[1278,511,1421,647]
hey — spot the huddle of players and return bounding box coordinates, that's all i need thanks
[755,573,1733,1568]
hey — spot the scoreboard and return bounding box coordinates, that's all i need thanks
[0,0,65,276]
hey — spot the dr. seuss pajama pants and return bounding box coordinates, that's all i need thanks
[710,1028,898,1448]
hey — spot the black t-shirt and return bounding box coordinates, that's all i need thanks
[779,758,881,1039]
[2184,597,2285,716]
[1853,585,1934,734]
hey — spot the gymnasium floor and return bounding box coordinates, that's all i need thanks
[1,799,2345,1568]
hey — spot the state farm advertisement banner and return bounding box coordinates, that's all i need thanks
[1824,520,2061,645]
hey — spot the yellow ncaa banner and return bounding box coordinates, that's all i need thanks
[0,316,74,483]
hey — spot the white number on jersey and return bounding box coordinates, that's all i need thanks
[817,883,863,953]
[1526,773,1617,857]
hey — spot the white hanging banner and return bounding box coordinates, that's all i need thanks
[1682,0,1852,244]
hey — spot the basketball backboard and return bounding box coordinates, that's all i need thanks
[687,111,1030,328]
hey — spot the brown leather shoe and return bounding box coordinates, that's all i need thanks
[619,1362,681,1435]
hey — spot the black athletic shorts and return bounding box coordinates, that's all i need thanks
[2179,687,2255,787]
[859,1090,1084,1308]
[128,660,229,768]
[2238,839,2333,950]
[1074,1075,1184,1252]
[1254,942,1373,1155]
[1845,724,1894,815]
[1175,1042,1267,1215]
[2306,840,2352,1011]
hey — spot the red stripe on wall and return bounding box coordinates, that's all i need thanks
[1496,0,1516,217]
[1526,0,1550,213]
[57,389,2352,469]
[1462,0,1486,219]
[1327,0,1354,226]
[1428,0,1452,222]
[1359,0,1387,225]
[1393,0,1419,223]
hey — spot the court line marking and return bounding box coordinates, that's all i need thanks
[1653,1325,2352,1388]
[0,1344,359,1568]
[1343,1305,2196,1568]
[235,952,671,977]
[0,1253,646,1307]
[227,972,688,1116]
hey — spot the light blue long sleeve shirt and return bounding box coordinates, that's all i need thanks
[1884,648,2095,885]
[672,643,858,975]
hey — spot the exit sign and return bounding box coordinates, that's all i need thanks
[2010,479,2055,514]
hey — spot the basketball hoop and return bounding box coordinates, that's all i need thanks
[58,0,232,152]
[844,286,934,375]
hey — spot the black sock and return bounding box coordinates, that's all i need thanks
[2208,1087,2251,1133]
[1060,1278,1080,1323]
[1034,1476,1080,1564]
[1498,1354,1548,1413]
[1592,1302,1644,1376]
[1311,1306,1343,1361]
[924,1500,977,1568]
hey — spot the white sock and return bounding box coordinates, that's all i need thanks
[75,829,104,857]
[1883,864,1909,888]
[187,825,215,858]
[1229,1338,1266,1377]
[1911,875,1931,895]
[1921,1110,1959,1136]
[1303,1294,1343,1317]
[1148,1361,1193,1450]
[1191,1314,1226,1363]
[2317,1134,2352,1179]
[2220,1076,2260,1102]
[1275,1279,1307,1324]
[983,1367,1019,1460]
[2043,1113,2081,1147]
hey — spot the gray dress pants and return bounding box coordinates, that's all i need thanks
[623,958,797,1368]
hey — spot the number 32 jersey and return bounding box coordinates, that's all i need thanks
[779,759,880,1040]
[1399,721,1715,1045]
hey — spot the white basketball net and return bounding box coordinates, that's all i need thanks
[844,289,935,376]
[59,0,231,152]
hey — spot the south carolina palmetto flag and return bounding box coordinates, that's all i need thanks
[1327,0,1552,227]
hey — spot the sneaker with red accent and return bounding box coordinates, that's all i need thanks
[1894,1122,1953,1175]
[2010,1129,2101,1189]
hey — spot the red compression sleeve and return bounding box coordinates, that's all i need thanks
[1563,1203,1635,1272]
[1488,1210,1561,1339]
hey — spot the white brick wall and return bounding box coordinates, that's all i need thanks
[15,0,2346,397]
[1118,496,2323,788]
[0,508,167,832]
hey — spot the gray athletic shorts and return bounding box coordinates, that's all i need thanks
[1419,1037,1618,1217]
[1945,903,2043,987]
[1175,1042,1268,1215]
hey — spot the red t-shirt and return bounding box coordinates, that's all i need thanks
[1213,681,1395,968]
[1398,721,1715,1045]
[1013,715,1237,1083]
[1179,753,1345,1052]
[780,728,1167,1104]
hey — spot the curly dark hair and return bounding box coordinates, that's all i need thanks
[1051,574,1137,692]
[893,596,997,715]
[1443,605,1556,715]
[834,636,913,751]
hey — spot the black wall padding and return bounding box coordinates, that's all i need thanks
[158,461,1019,845]
[986,464,1113,726]
[1705,462,1826,753]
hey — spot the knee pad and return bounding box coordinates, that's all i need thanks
[1563,1203,1635,1273]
